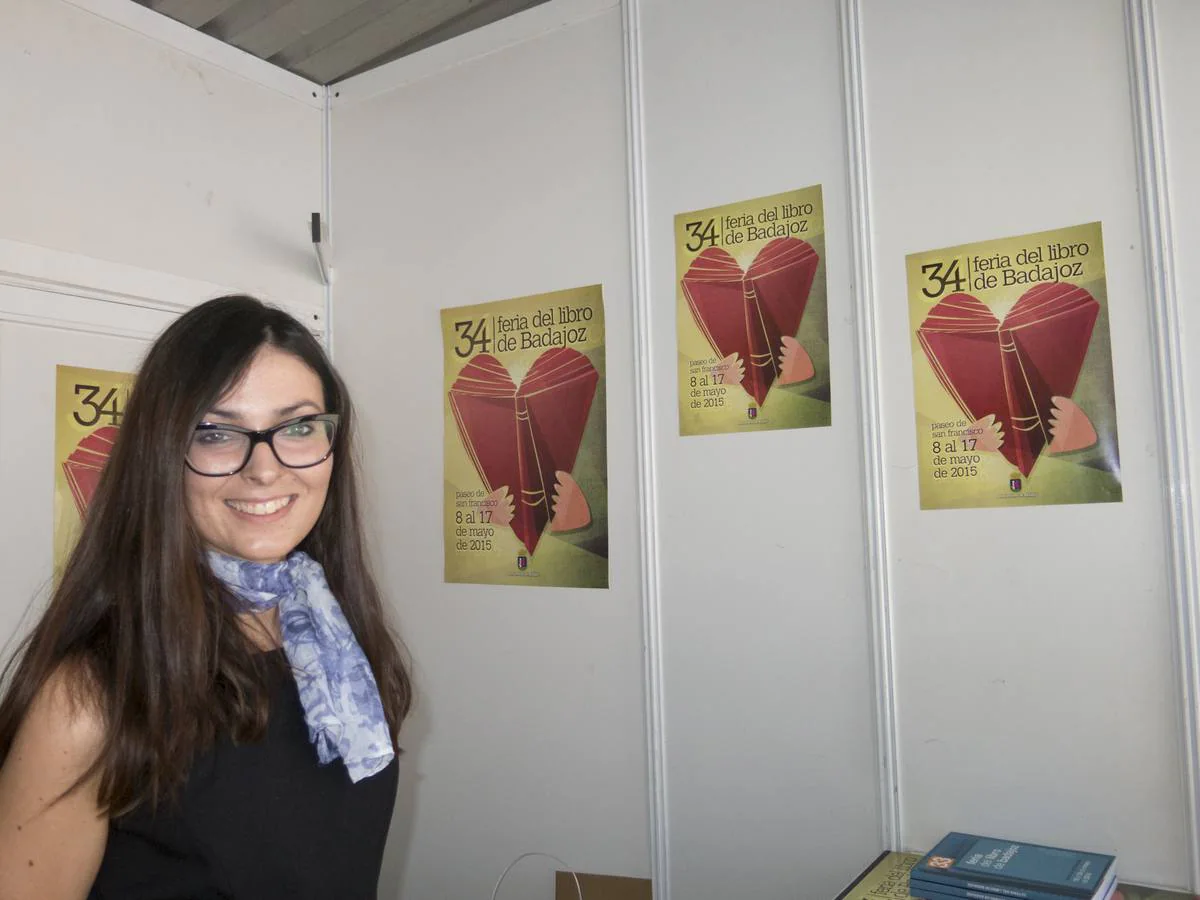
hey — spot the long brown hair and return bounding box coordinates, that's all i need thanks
[0,296,411,815]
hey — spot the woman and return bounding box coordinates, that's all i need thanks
[0,296,411,899]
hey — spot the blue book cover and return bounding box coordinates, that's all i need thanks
[913,833,1115,899]
[910,868,1117,900]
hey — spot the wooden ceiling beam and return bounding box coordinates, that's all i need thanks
[290,0,475,83]
[232,0,372,60]
[199,0,293,41]
[268,0,398,74]
[335,0,549,82]
[140,0,557,86]
[147,0,242,29]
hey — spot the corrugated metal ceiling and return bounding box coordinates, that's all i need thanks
[134,0,552,84]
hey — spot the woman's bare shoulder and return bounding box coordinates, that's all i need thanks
[21,661,105,754]
[0,661,108,899]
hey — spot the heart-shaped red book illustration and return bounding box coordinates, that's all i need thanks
[63,425,119,518]
[449,348,599,554]
[680,236,820,405]
[916,282,1099,477]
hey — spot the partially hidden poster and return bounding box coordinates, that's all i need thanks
[675,184,830,436]
[906,221,1122,510]
[442,285,608,588]
[54,365,134,572]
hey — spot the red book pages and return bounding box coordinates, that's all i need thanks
[62,425,119,518]
[917,282,1099,476]
[449,348,599,554]
[680,236,819,405]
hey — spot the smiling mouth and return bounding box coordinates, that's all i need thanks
[225,495,296,516]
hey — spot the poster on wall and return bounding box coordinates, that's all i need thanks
[906,221,1122,510]
[54,365,134,572]
[441,285,608,589]
[674,185,830,436]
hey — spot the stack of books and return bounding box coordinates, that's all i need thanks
[909,833,1117,900]
[835,851,923,899]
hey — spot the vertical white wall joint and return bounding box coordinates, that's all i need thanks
[620,0,670,897]
[323,85,335,357]
[1126,0,1200,887]
[840,0,901,851]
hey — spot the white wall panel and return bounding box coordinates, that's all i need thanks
[858,0,1187,885]
[0,286,163,663]
[332,5,649,898]
[2,0,324,313]
[634,1,882,897]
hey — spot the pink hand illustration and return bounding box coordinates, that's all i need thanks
[969,413,1004,452]
[778,335,815,385]
[481,486,515,527]
[1047,395,1097,454]
[709,352,745,388]
[550,470,591,533]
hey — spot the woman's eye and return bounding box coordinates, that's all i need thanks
[195,430,234,445]
[282,423,315,438]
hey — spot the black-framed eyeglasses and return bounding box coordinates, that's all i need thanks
[185,414,340,477]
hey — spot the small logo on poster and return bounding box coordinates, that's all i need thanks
[1009,477,1022,493]
[516,555,528,570]
[747,406,757,420]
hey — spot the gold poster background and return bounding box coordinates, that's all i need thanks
[441,286,608,588]
[674,185,830,436]
[906,221,1121,510]
[54,365,134,573]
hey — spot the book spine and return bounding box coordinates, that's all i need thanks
[914,868,1092,900]
[910,880,1088,900]
[911,873,1090,900]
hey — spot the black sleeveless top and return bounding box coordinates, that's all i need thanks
[88,653,399,900]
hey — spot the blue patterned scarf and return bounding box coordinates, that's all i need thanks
[206,550,395,783]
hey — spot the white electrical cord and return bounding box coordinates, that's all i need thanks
[490,851,583,900]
